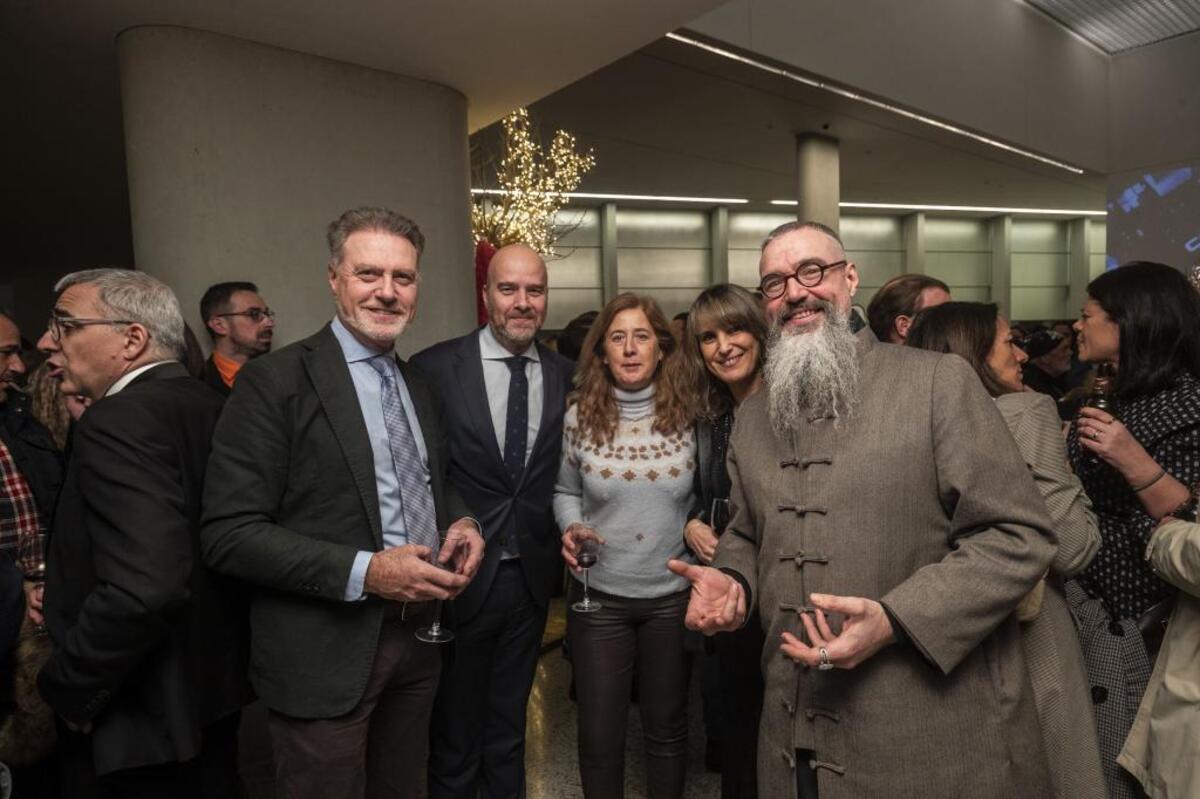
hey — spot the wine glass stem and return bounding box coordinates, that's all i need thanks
[583,568,590,603]
[431,601,443,631]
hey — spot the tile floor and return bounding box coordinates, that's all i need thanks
[240,598,722,798]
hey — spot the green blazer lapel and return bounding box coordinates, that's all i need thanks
[302,325,384,547]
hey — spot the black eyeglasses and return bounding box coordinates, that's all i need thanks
[216,308,275,323]
[758,260,848,300]
[47,313,134,344]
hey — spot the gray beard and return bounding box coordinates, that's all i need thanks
[764,302,860,437]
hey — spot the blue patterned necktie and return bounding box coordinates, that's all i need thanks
[503,356,529,484]
[369,355,437,551]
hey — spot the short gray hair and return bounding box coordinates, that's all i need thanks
[761,220,844,253]
[54,269,186,361]
[326,207,425,268]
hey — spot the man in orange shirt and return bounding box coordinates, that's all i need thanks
[199,282,275,396]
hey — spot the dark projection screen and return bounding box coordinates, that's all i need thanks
[1107,160,1200,275]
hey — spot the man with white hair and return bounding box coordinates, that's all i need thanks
[35,269,248,798]
[669,222,1057,798]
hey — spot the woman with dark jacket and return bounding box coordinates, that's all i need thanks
[907,301,1106,799]
[679,284,768,799]
[1065,261,1200,799]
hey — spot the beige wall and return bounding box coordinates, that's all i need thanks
[1108,30,1200,173]
[118,27,474,357]
[689,0,1110,172]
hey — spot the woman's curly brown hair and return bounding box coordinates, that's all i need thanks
[570,293,694,446]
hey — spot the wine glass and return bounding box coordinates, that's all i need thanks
[416,531,456,644]
[710,498,731,535]
[571,530,602,613]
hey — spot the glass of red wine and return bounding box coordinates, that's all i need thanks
[571,529,602,613]
[416,531,456,643]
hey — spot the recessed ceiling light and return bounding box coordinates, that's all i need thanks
[770,199,1106,216]
[471,188,749,204]
[666,32,1086,176]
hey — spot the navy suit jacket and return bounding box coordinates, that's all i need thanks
[411,330,573,624]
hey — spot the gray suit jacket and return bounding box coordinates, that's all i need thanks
[715,330,1056,799]
[997,390,1106,799]
[201,324,470,719]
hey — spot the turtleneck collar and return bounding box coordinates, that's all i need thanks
[613,383,655,420]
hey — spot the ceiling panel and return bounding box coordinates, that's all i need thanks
[1025,0,1200,52]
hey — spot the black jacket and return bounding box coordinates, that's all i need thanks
[38,362,250,775]
[0,394,64,554]
[410,331,573,624]
[201,325,472,718]
[200,354,232,398]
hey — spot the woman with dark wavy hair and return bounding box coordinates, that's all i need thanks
[678,284,767,799]
[907,301,1105,799]
[553,292,697,799]
[1064,261,1200,799]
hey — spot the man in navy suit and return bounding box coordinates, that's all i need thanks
[412,244,573,799]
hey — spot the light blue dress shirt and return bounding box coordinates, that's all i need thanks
[330,317,432,601]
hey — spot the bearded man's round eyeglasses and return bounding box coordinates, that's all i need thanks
[758,260,848,300]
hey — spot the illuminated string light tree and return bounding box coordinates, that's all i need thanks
[471,108,595,323]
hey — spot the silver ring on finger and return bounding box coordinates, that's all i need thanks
[818,646,834,670]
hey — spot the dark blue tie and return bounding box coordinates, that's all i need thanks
[503,356,528,484]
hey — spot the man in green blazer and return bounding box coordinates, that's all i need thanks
[202,207,484,799]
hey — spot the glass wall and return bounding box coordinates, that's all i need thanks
[540,206,1105,328]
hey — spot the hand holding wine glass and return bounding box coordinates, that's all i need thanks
[570,527,604,614]
[416,530,457,644]
[562,522,606,573]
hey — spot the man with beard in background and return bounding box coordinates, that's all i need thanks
[199,281,275,397]
[668,221,1058,798]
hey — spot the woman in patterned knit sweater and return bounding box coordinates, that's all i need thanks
[554,293,697,799]
[1067,262,1200,799]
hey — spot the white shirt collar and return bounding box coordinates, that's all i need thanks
[479,324,540,363]
[105,360,175,397]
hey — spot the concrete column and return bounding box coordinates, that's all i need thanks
[795,134,840,233]
[989,216,1013,318]
[118,27,473,356]
[710,206,730,285]
[1067,217,1092,317]
[901,213,926,274]
[600,202,619,303]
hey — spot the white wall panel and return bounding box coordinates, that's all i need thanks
[1013,286,1070,320]
[1012,253,1069,286]
[926,218,990,252]
[616,209,709,248]
[1012,220,1069,253]
[617,248,709,288]
[925,251,991,288]
[547,248,602,288]
[848,250,905,288]
[545,288,605,330]
[728,212,794,249]
[554,209,602,247]
[841,216,904,250]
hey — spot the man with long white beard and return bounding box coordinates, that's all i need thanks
[668,221,1058,798]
